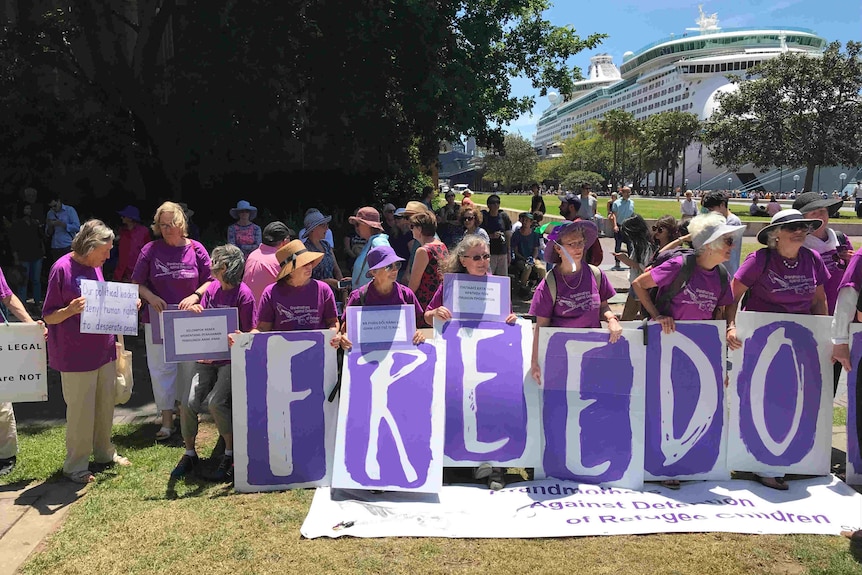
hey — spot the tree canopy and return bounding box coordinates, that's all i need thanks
[0,0,604,209]
[702,41,862,192]
[482,133,538,190]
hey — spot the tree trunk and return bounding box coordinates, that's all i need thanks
[804,163,816,193]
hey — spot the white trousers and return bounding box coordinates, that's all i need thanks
[144,323,196,412]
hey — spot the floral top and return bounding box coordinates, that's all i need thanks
[305,238,336,281]
[228,222,262,259]
[414,242,449,308]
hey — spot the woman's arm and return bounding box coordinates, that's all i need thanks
[43,296,85,325]
[725,278,749,350]
[601,302,622,343]
[135,283,166,312]
[832,286,858,371]
[1,293,35,324]
[530,317,552,385]
[408,247,429,294]
[811,285,827,316]
[179,281,212,310]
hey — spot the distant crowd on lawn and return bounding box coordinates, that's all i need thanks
[1,181,861,493]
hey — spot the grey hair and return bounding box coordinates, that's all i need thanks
[71,219,115,257]
[766,228,780,249]
[688,212,727,254]
[210,244,246,286]
[443,235,489,273]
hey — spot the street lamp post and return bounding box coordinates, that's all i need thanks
[793,174,800,193]
[727,177,732,191]
[684,178,689,192]
[840,172,847,196]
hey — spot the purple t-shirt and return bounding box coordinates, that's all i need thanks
[735,247,829,315]
[839,249,862,293]
[43,254,116,372]
[0,267,11,300]
[346,282,425,327]
[529,266,616,328]
[257,279,337,331]
[200,280,257,366]
[131,239,212,323]
[650,256,734,320]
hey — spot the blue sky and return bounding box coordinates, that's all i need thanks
[505,0,862,138]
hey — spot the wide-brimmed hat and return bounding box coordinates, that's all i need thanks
[462,190,472,196]
[756,209,823,245]
[365,246,405,278]
[230,200,258,220]
[303,209,332,234]
[544,220,598,264]
[402,201,433,218]
[690,216,746,250]
[117,205,141,222]
[348,206,383,230]
[275,240,323,282]
[792,192,843,218]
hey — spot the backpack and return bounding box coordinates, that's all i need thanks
[648,249,729,317]
[545,264,603,304]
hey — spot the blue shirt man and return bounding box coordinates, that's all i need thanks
[610,187,635,269]
[45,198,80,259]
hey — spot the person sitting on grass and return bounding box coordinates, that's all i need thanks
[170,245,257,482]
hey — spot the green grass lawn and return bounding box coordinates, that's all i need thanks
[466,193,862,224]
[7,421,862,575]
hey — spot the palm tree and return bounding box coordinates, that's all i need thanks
[597,109,637,189]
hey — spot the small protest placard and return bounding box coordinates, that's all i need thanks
[442,273,510,322]
[161,308,238,362]
[0,323,48,402]
[346,305,415,351]
[79,279,139,336]
[149,304,179,344]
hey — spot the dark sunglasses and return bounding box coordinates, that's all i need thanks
[652,225,665,233]
[722,236,735,247]
[462,216,475,221]
[781,221,813,232]
[462,253,491,261]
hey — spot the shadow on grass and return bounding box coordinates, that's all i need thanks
[111,423,183,450]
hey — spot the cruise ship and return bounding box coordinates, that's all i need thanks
[533,8,857,192]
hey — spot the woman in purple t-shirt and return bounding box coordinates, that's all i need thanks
[726,209,829,491]
[528,221,620,385]
[335,246,426,350]
[43,220,133,484]
[255,240,339,334]
[132,202,213,441]
[172,244,256,482]
[632,213,742,333]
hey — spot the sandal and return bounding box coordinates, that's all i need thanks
[65,470,95,484]
[756,476,789,491]
[155,427,174,441]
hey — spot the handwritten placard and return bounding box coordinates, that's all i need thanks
[79,279,138,335]
[442,273,510,322]
[0,323,48,402]
[346,305,415,351]
[161,308,238,362]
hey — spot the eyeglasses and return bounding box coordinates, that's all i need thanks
[383,261,402,271]
[462,216,475,221]
[722,236,735,247]
[781,221,813,232]
[461,253,491,261]
[558,240,586,249]
[652,225,665,233]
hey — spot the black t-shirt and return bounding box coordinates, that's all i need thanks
[480,210,512,255]
[531,195,546,214]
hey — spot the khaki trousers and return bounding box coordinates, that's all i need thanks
[0,402,17,459]
[60,362,117,475]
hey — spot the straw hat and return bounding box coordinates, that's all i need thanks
[275,240,323,282]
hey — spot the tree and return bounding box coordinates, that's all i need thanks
[2,0,606,206]
[641,112,701,194]
[703,41,862,192]
[597,109,637,189]
[482,133,538,190]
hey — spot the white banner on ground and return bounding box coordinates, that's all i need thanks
[0,322,47,402]
[300,477,862,539]
[727,312,833,475]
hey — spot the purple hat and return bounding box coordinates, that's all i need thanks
[117,205,141,222]
[230,200,258,220]
[365,245,405,278]
[544,220,599,264]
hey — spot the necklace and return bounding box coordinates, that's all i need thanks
[782,257,799,269]
[559,266,584,290]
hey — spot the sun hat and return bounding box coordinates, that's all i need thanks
[262,221,292,245]
[557,193,582,211]
[303,209,332,234]
[230,200,258,220]
[756,209,823,245]
[117,205,142,222]
[518,212,534,220]
[402,201,434,218]
[348,206,384,230]
[792,192,843,217]
[462,189,472,196]
[544,220,598,264]
[275,240,324,282]
[365,246,405,278]
[394,208,407,217]
[689,215,746,250]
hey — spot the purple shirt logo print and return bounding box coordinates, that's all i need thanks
[737,322,820,465]
[441,320,527,463]
[542,331,634,483]
[244,332,328,485]
[644,323,725,479]
[344,345,438,488]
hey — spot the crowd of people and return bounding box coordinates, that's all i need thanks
[0,184,861,494]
